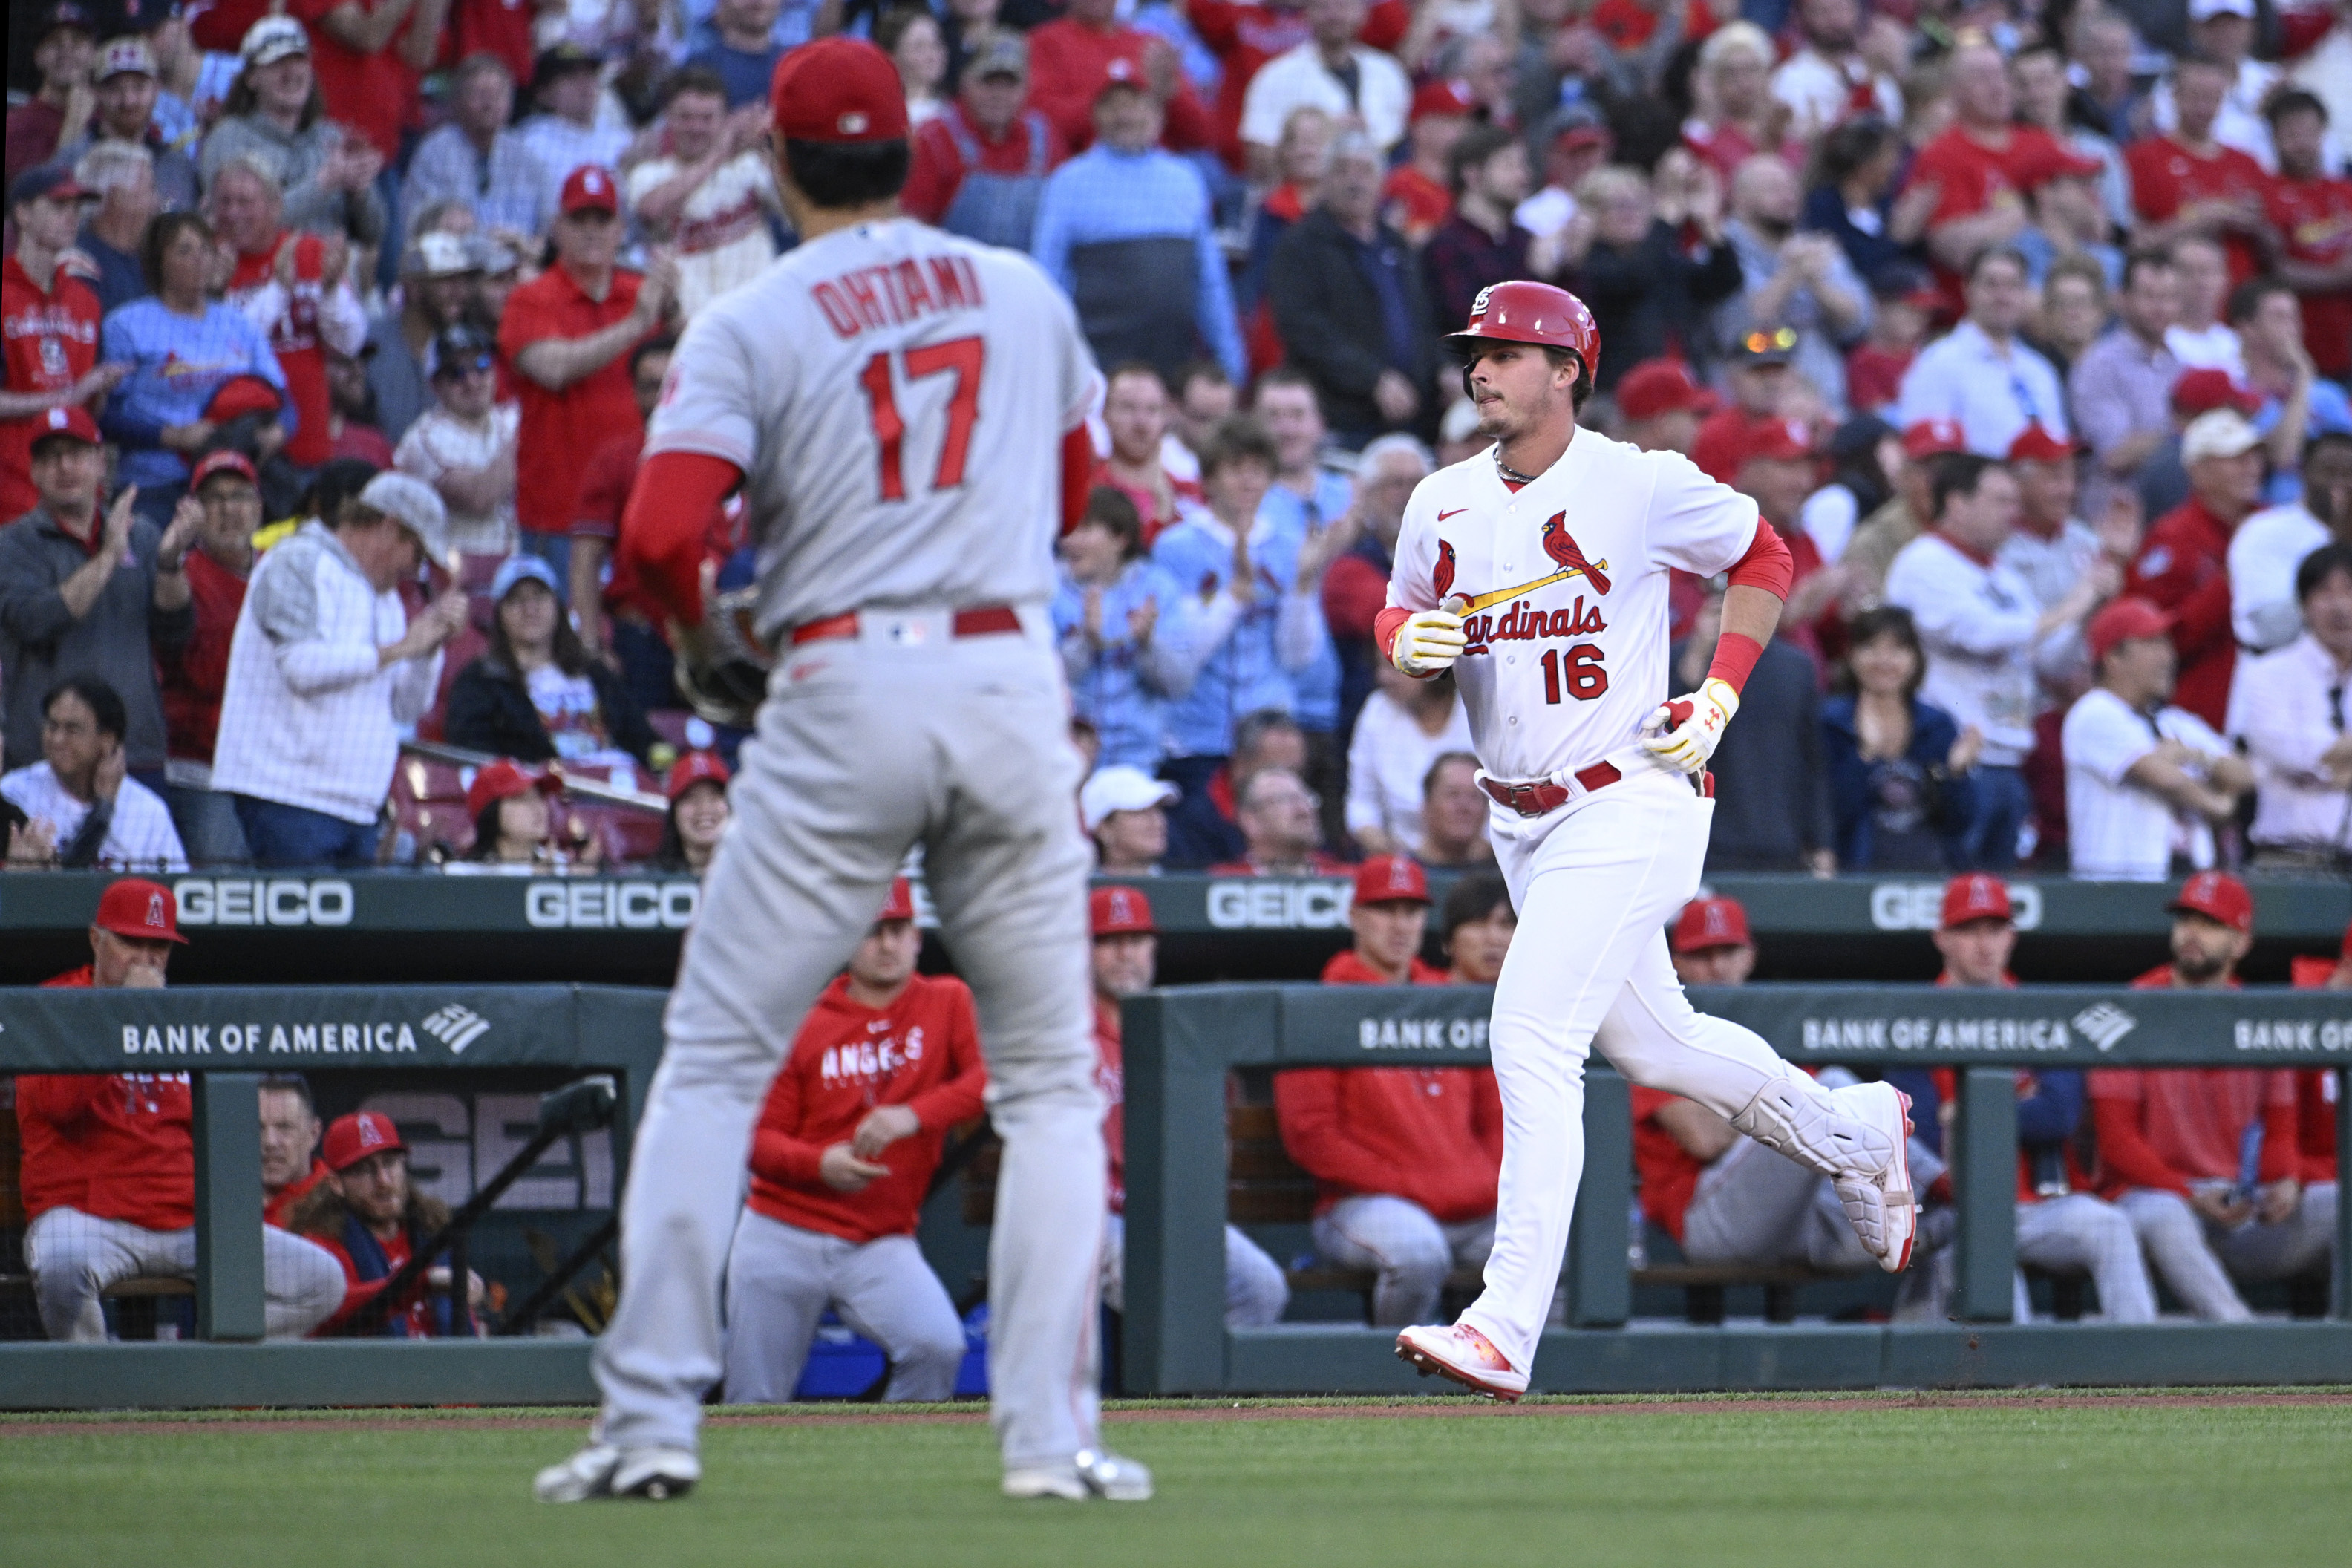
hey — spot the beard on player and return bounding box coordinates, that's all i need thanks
[1466,342,1589,443]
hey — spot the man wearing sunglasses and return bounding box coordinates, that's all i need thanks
[393,324,520,561]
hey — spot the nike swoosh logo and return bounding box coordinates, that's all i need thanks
[1439,509,1467,520]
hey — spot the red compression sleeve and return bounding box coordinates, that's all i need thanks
[1707,633,1765,693]
[1725,520,1794,598]
[1061,424,1093,534]
[619,450,742,625]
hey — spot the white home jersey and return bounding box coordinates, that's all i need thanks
[647,217,1100,641]
[1386,429,1760,783]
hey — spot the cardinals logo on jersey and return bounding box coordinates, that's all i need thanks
[1540,514,1610,595]
[1433,539,1457,602]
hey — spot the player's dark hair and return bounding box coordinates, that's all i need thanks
[1447,123,1518,197]
[662,65,730,108]
[1105,361,1169,396]
[1081,486,1146,561]
[1834,604,1927,702]
[1963,244,2029,286]
[2295,543,2352,604]
[1439,869,1512,946]
[2264,88,2328,128]
[42,674,128,743]
[470,794,549,861]
[781,137,910,208]
[1929,454,2005,521]
[140,210,215,293]
[1809,115,1896,192]
[259,1074,316,1115]
[630,333,679,381]
[2224,275,2294,326]
[1198,414,1281,479]
[2120,246,2175,294]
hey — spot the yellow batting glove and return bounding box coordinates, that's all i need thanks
[1390,607,1467,677]
[1640,677,1740,773]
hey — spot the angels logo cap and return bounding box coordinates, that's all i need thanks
[93,878,189,944]
[877,877,917,923]
[1353,855,1431,907]
[1939,873,2013,930]
[324,1111,407,1172]
[665,749,731,803]
[1091,885,1157,937]
[2170,871,2253,934]
[1670,895,1751,954]
[771,37,910,144]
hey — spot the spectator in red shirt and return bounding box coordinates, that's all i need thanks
[2264,91,2352,381]
[1088,886,1290,1326]
[2125,56,2277,291]
[291,0,446,166]
[1029,0,1216,154]
[290,1110,482,1336]
[258,1074,328,1228]
[1668,894,1754,986]
[2094,872,2336,1319]
[1438,869,1514,984]
[17,879,347,1341]
[721,879,987,1403]
[1277,855,1500,1323]
[4,6,97,191]
[500,166,678,589]
[1615,359,1713,457]
[3,163,119,524]
[1383,79,1470,244]
[158,451,265,866]
[1208,765,1350,874]
[903,33,1068,252]
[211,158,370,475]
[2124,408,2267,729]
[1900,41,2066,306]
[1093,363,1199,546]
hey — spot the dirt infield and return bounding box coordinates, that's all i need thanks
[9,1388,2348,1439]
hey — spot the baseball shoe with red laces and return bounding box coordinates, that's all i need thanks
[1832,1083,1918,1273]
[1395,1323,1527,1401]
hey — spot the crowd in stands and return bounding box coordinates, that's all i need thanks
[1,0,2351,880]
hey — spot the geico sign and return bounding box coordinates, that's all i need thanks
[526,880,701,930]
[174,878,354,926]
[1869,881,2042,931]
[1206,880,1352,930]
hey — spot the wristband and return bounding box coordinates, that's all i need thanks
[1706,633,1764,694]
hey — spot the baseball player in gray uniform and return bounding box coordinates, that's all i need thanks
[534,38,1144,1503]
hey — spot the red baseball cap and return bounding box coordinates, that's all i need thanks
[1410,79,1474,123]
[1939,872,2013,929]
[665,749,730,803]
[2170,367,2261,418]
[1091,53,1149,105]
[771,37,910,143]
[190,449,259,489]
[2005,422,2075,464]
[29,404,99,447]
[2085,595,2172,665]
[93,878,189,944]
[560,164,620,215]
[2170,870,2253,934]
[323,1110,407,1172]
[1901,417,1967,460]
[465,758,560,822]
[206,374,283,422]
[1091,884,1157,937]
[1670,895,1751,954]
[1616,359,1711,421]
[1353,855,1431,906]
[1742,417,1815,466]
[877,876,916,923]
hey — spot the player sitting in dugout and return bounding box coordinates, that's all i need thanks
[1275,856,1503,1326]
[1632,895,1950,1316]
[287,1111,485,1337]
[722,878,986,1404]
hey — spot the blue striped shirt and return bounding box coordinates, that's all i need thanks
[101,300,288,491]
[1259,467,1351,731]
[1030,146,1244,384]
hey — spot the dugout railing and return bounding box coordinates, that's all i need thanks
[1,981,2348,1408]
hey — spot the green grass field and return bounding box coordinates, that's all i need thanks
[5,1392,2347,1568]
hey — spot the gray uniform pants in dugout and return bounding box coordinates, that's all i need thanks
[591,623,1108,1470]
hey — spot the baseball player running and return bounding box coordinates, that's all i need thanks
[535,39,1143,1502]
[1383,282,1917,1400]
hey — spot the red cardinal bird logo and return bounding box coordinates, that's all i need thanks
[1541,514,1610,595]
[1433,539,1457,602]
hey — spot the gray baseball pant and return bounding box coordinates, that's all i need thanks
[592,628,1108,1472]
[721,1210,967,1404]
[2016,1193,2157,1323]
[1310,1195,1495,1326]
[24,1206,346,1341]
[2118,1181,2338,1321]
[1098,1212,1290,1327]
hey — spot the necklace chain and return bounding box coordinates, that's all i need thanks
[1494,450,1541,485]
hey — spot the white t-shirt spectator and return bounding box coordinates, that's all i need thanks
[624,151,778,321]
[1894,321,2070,458]
[1241,43,1411,157]
[1799,482,1861,564]
[1884,531,2045,765]
[0,763,187,872]
[2228,631,2352,854]
[1771,48,1901,143]
[2164,322,2244,375]
[1344,687,1472,855]
[393,402,520,558]
[2062,685,2227,879]
[1999,517,2103,689]
[2227,500,2328,653]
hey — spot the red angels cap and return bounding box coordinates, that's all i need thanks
[665,749,731,802]
[1353,855,1431,907]
[323,1110,407,1172]
[191,449,259,489]
[1742,417,1815,466]
[93,878,189,944]
[1940,873,2014,929]
[1091,884,1157,937]
[1670,895,1751,954]
[465,758,560,821]
[1616,359,1711,421]
[2169,870,2253,934]
[771,37,911,143]
[1410,79,1474,123]
[30,404,100,446]
[2005,423,2075,464]
[2085,595,2172,665]
[206,373,283,422]
[1900,417,1967,460]
[560,164,620,215]
[877,877,917,923]
[2169,367,2261,418]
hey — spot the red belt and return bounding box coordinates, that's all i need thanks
[1480,761,1621,817]
[788,604,1022,647]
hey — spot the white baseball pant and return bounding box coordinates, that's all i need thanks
[1310,1196,1494,1327]
[592,627,1108,1472]
[23,1206,346,1341]
[1460,765,1904,1375]
[720,1211,967,1404]
[1097,1214,1290,1328]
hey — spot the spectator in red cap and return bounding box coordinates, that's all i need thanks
[1383,80,1471,244]
[1277,852,1501,1324]
[2092,874,2336,1319]
[1030,0,1217,155]
[721,878,988,1402]
[258,1074,328,1229]
[18,878,346,1340]
[1615,359,1712,457]
[655,751,731,876]
[2124,405,2268,729]
[157,450,265,866]
[451,757,591,872]
[2070,249,2183,532]
[1668,894,1754,986]
[1438,869,1513,984]
[1088,885,1289,1327]
[1209,766,1349,875]
[1822,604,1979,872]
[498,164,679,587]
[2062,595,2249,880]
[2230,543,2352,866]
[1843,271,1938,417]
[1832,416,1967,611]
[1896,42,2067,308]
[3,162,119,523]
[2003,421,2132,695]
[289,1110,480,1337]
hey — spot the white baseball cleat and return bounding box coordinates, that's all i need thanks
[1002,1448,1154,1501]
[533,1443,701,1503]
[1394,1323,1528,1402]
[1832,1083,1918,1273]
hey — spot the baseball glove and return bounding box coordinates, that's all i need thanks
[672,587,772,729]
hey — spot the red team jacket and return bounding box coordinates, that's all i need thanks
[2124,494,2238,730]
[1094,996,1129,1214]
[2087,965,2300,1199]
[264,1159,331,1229]
[1273,950,1502,1221]
[13,967,195,1231]
[746,973,989,1244]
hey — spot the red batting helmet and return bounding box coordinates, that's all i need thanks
[1446,281,1602,387]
